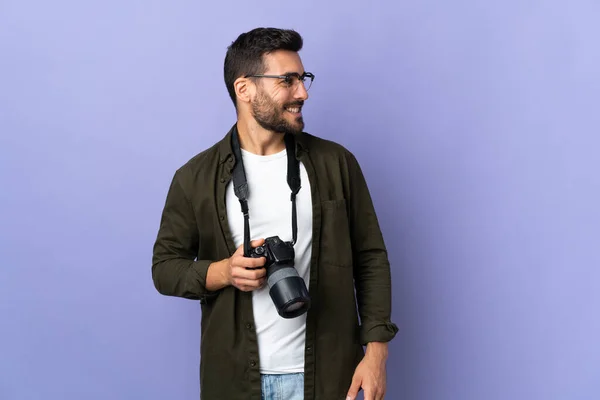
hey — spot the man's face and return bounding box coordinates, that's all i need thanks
[250,50,309,135]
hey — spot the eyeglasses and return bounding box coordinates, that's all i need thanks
[245,72,315,91]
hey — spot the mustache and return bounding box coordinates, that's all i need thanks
[284,101,304,108]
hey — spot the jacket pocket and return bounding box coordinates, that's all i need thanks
[320,199,353,268]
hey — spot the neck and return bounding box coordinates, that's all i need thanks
[236,116,285,156]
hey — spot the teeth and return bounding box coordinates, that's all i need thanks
[286,107,300,113]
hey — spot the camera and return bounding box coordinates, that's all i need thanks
[249,236,311,318]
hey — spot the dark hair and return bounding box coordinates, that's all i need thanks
[224,28,303,107]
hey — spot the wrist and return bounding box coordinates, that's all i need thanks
[365,342,389,361]
[206,259,230,291]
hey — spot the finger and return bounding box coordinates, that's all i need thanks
[246,256,267,268]
[231,272,266,287]
[346,376,361,400]
[233,277,264,287]
[232,266,266,280]
[232,263,266,278]
[232,255,266,269]
[234,238,266,254]
[232,277,265,291]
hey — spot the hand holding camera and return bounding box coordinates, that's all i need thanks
[227,238,268,292]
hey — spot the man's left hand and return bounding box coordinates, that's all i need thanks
[346,342,388,400]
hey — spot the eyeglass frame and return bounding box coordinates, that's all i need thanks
[244,72,315,90]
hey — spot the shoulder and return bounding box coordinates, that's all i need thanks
[173,135,227,186]
[182,142,221,172]
[300,132,360,166]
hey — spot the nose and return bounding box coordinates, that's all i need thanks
[294,81,309,101]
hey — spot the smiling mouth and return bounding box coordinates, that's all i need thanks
[285,106,302,114]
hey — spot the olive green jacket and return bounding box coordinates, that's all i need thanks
[152,124,398,399]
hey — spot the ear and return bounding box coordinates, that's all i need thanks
[234,77,253,105]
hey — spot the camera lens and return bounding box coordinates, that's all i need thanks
[285,302,305,312]
[254,236,311,318]
[268,265,310,318]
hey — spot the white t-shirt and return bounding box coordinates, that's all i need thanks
[225,148,313,374]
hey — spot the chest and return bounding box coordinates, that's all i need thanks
[224,155,312,248]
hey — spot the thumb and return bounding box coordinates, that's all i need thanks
[346,375,361,400]
[235,238,265,255]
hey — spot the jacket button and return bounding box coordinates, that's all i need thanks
[246,323,252,330]
[250,360,256,367]
[220,178,225,183]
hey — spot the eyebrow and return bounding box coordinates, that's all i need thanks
[280,71,305,76]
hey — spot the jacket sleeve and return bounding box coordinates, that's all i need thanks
[151,169,218,302]
[345,151,399,345]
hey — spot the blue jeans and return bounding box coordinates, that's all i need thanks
[261,373,304,400]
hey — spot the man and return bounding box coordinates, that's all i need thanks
[152,27,398,400]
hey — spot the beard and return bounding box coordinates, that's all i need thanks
[251,89,304,135]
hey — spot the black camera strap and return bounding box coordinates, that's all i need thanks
[231,127,301,257]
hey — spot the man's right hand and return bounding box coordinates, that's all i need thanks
[206,239,267,292]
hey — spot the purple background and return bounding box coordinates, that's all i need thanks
[1,1,599,399]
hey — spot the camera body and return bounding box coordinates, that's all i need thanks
[249,236,294,268]
[249,236,311,318]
